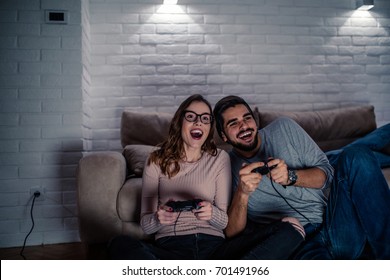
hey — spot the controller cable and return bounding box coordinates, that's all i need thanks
[173,211,182,236]
[260,135,314,226]
[267,169,331,253]
[241,130,331,254]
[244,156,315,227]
[267,171,314,227]
[244,156,320,234]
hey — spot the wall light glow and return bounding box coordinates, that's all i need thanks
[158,0,183,13]
[164,0,178,5]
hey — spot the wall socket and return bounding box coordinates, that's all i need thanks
[30,186,45,201]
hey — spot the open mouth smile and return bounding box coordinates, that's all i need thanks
[190,129,203,140]
[237,129,254,141]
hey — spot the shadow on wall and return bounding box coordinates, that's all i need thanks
[44,140,84,229]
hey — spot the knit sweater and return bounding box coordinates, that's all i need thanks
[140,149,231,240]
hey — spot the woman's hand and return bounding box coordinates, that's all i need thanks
[156,206,179,225]
[193,201,213,221]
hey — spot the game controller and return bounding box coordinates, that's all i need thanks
[252,163,277,175]
[166,199,202,212]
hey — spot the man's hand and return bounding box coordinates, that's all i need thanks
[267,158,326,188]
[238,162,265,194]
[267,158,289,185]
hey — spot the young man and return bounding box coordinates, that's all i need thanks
[213,95,390,259]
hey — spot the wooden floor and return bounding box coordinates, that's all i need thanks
[0,242,88,260]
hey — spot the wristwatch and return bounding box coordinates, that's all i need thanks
[286,169,298,186]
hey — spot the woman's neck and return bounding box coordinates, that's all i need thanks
[183,147,203,163]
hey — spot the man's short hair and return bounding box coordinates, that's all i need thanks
[213,95,255,139]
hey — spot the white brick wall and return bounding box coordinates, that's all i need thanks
[0,0,389,248]
[0,0,83,248]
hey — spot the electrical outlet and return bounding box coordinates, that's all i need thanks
[30,186,45,201]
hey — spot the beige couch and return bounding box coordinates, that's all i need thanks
[76,105,390,259]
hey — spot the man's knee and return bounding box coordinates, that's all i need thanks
[281,217,306,239]
[339,145,376,166]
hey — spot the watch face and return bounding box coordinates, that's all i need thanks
[288,169,297,185]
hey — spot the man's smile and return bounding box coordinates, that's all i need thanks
[237,129,255,141]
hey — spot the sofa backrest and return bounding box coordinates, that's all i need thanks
[121,105,377,152]
[257,105,376,151]
[121,110,228,149]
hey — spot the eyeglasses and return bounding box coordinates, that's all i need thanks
[183,110,213,124]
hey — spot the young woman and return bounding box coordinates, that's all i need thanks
[109,94,231,259]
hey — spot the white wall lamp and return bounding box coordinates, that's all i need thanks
[356,0,374,11]
[164,0,178,4]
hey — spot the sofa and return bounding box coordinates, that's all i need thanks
[76,105,390,259]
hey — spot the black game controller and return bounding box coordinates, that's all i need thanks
[166,199,202,212]
[252,163,277,175]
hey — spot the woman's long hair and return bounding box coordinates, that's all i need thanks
[148,94,217,178]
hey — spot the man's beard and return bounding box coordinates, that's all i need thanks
[226,130,259,152]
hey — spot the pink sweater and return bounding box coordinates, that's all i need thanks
[140,149,231,240]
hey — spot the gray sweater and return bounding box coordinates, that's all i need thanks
[230,117,334,226]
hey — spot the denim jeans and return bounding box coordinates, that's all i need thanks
[108,233,224,260]
[212,220,303,260]
[108,221,303,260]
[295,145,390,259]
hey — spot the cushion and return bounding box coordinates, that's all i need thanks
[121,111,172,148]
[123,145,156,176]
[256,105,377,151]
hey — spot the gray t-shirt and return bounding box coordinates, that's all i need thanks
[229,117,334,226]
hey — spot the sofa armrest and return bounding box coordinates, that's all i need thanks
[76,151,127,244]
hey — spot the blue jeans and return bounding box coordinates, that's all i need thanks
[295,145,390,259]
[108,221,303,260]
[211,221,303,260]
[108,233,224,260]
